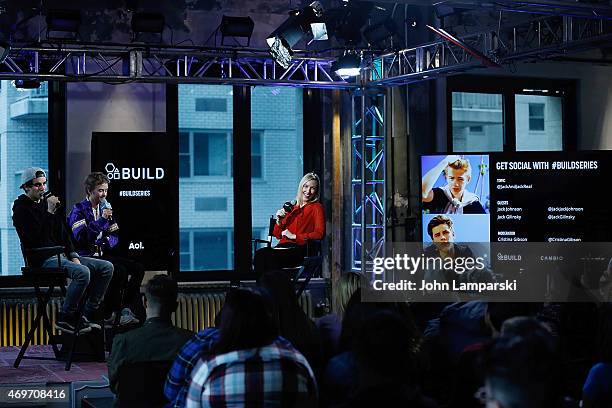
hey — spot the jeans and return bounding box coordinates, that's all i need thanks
[42,255,113,317]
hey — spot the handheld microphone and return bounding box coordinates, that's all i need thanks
[42,191,61,209]
[100,198,113,220]
[283,200,297,213]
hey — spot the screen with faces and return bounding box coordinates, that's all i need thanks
[421,152,611,243]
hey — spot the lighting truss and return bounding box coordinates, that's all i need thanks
[0,44,357,89]
[367,15,612,86]
[352,90,386,272]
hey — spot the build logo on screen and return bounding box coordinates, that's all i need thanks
[105,163,165,180]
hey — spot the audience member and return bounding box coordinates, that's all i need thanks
[107,274,192,406]
[316,272,361,362]
[185,288,317,407]
[258,270,322,374]
[483,320,559,408]
[325,307,432,408]
[582,304,612,408]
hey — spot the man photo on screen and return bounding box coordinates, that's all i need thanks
[423,215,493,285]
[422,155,486,214]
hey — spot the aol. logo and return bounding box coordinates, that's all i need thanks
[105,163,121,180]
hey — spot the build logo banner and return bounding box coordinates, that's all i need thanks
[92,132,177,270]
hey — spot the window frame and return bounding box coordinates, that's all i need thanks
[0,80,60,287]
[178,129,264,180]
[527,102,546,132]
[446,75,577,153]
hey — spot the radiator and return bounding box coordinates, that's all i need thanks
[1,291,313,347]
[1,299,62,347]
[173,291,314,332]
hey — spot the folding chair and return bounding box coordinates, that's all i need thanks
[253,216,323,296]
[14,245,97,371]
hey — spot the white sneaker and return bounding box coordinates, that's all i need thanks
[119,308,140,326]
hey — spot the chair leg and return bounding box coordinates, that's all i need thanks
[13,307,44,368]
[64,285,91,371]
[39,286,61,358]
[14,285,55,368]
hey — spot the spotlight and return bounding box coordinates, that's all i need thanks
[333,53,361,77]
[266,1,326,68]
[0,41,10,64]
[220,15,255,46]
[12,79,41,89]
[46,9,81,39]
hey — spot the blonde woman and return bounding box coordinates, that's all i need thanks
[254,173,325,276]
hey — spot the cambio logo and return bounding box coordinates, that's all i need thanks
[105,163,165,181]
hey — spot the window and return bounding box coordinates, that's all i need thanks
[528,103,545,131]
[195,98,227,112]
[180,229,233,270]
[178,130,263,178]
[179,131,190,178]
[195,197,228,211]
[516,95,562,151]
[250,87,303,246]
[452,92,504,152]
[179,84,234,272]
[194,132,229,176]
[0,80,49,276]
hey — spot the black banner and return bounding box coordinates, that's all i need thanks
[91,132,177,270]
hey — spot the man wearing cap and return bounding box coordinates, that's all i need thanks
[12,167,114,334]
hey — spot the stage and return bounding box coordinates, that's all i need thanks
[0,346,112,407]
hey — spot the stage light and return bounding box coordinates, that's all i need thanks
[0,41,10,64]
[333,53,361,77]
[220,15,255,46]
[131,12,165,34]
[46,9,81,39]
[266,1,326,68]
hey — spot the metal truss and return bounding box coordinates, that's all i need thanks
[0,44,357,89]
[352,90,386,272]
[367,15,612,86]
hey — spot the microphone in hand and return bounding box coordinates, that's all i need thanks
[276,200,297,225]
[43,191,61,212]
[283,200,297,214]
[100,198,113,220]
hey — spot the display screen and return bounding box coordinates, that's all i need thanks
[421,152,611,243]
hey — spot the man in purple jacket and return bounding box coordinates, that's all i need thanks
[68,172,144,326]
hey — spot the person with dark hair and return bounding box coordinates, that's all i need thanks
[582,304,612,408]
[254,172,325,276]
[257,270,322,374]
[185,288,317,407]
[316,272,361,362]
[324,295,432,408]
[12,167,113,334]
[68,172,145,326]
[107,274,192,405]
[483,322,559,408]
